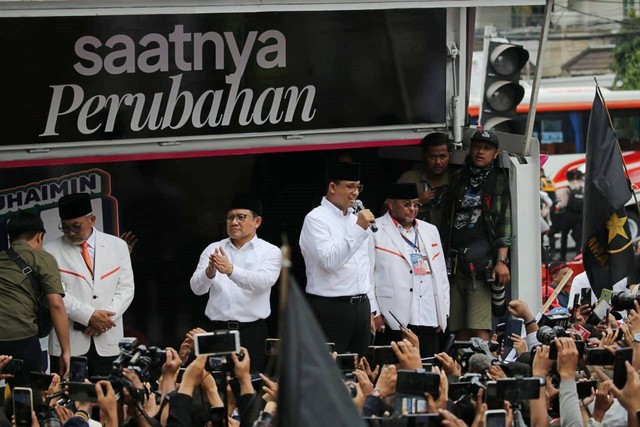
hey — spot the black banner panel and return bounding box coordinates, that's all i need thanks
[0,9,446,147]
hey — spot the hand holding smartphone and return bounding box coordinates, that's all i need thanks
[264,338,280,356]
[194,330,240,356]
[68,382,99,403]
[614,347,634,389]
[12,387,33,427]
[70,356,88,382]
[505,319,524,349]
[580,288,593,306]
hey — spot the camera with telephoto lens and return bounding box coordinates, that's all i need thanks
[611,291,640,311]
[448,373,487,401]
[452,338,499,368]
[105,338,166,401]
[536,326,568,345]
[537,326,586,360]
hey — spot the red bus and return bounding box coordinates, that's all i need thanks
[471,87,640,236]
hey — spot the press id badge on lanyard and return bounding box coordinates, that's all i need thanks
[410,252,430,275]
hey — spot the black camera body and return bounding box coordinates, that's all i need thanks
[452,338,499,368]
[612,291,640,311]
[537,326,586,360]
[448,373,486,401]
[538,313,570,329]
[108,338,166,401]
[536,326,568,345]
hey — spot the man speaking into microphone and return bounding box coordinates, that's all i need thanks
[300,161,377,355]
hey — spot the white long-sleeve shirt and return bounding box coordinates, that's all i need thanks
[190,235,282,322]
[300,197,373,301]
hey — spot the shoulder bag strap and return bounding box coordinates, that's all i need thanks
[4,248,40,296]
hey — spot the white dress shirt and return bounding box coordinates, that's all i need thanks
[190,235,282,322]
[300,197,373,299]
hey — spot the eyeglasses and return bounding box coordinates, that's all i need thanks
[225,214,250,223]
[343,183,364,193]
[400,201,422,209]
[58,214,92,234]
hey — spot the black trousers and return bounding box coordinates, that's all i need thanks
[0,335,42,387]
[307,294,371,356]
[50,339,117,378]
[209,319,267,373]
[374,325,439,358]
[560,212,583,260]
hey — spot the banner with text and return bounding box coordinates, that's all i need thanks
[0,9,446,147]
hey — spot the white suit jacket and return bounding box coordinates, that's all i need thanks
[369,212,450,331]
[45,230,135,357]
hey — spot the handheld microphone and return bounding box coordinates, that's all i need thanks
[353,200,378,232]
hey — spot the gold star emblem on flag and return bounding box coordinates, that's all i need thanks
[606,212,629,243]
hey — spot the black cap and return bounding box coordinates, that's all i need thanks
[387,183,419,200]
[58,193,92,220]
[326,162,361,182]
[471,129,499,148]
[230,193,262,216]
[7,211,46,240]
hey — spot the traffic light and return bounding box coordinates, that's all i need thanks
[480,41,529,134]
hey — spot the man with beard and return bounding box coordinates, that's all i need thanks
[46,193,135,376]
[370,183,449,357]
[442,130,511,341]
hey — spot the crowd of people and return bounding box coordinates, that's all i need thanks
[4,296,640,427]
[2,128,640,426]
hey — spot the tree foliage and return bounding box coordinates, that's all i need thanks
[613,10,640,90]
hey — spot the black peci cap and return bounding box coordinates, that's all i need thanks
[387,183,419,200]
[230,193,262,216]
[58,193,92,220]
[326,162,361,182]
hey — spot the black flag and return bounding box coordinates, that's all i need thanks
[582,87,635,296]
[277,279,365,427]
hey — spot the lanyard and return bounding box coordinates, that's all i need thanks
[401,231,421,253]
[391,216,421,253]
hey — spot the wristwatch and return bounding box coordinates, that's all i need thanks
[497,256,509,265]
[633,332,640,343]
